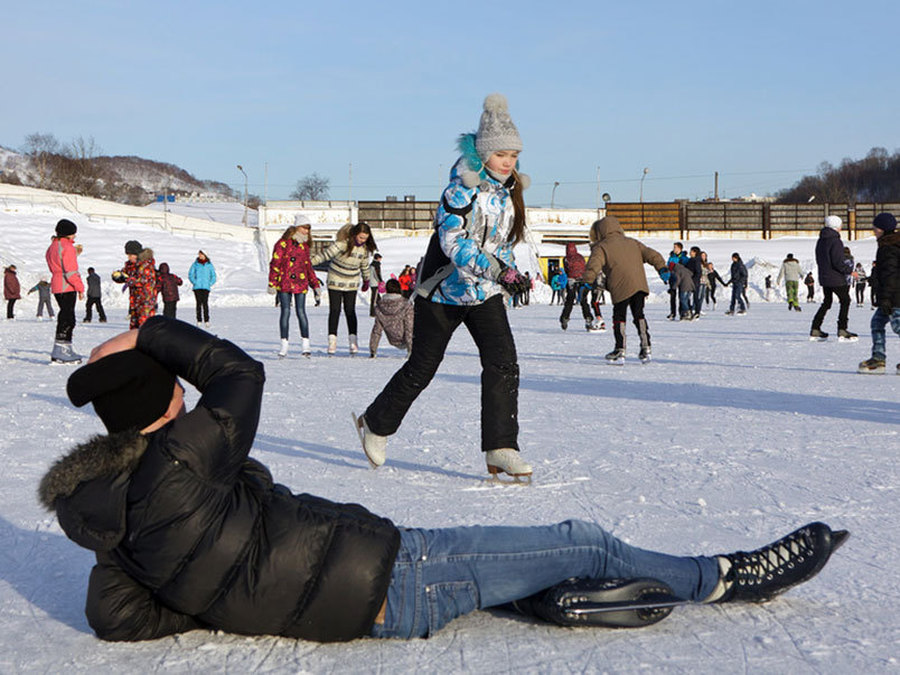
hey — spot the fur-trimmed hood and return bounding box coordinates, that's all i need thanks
[38,430,148,552]
[455,132,530,191]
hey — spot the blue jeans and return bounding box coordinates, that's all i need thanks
[729,284,746,311]
[371,520,719,639]
[678,290,692,317]
[278,291,309,339]
[870,307,900,359]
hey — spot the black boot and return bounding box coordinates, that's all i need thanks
[710,522,849,603]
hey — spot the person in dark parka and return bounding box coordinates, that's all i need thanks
[810,215,855,340]
[38,317,848,643]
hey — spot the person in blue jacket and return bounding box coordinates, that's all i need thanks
[356,94,533,481]
[188,250,217,326]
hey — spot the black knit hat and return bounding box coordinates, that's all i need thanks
[55,219,77,237]
[67,351,176,433]
[124,240,143,255]
[873,212,897,233]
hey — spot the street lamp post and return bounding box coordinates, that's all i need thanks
[551,181,560,209]
[639,167,649,203]
[236,164,248,226]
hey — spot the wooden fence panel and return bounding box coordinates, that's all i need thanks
[606,202,680,231]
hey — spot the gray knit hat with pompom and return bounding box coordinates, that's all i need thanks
[475,94,523,161]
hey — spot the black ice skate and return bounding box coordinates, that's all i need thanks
[605,348,626,365]
[638,347,651,363]
[837,329,858,342]
[858,358,885,374]
[809,328,829,341]
[509,577,683,629]
[712,521,849,604]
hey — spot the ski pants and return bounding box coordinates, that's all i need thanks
[53,292,77,341]
[370,520,719,639]
[278,291,309,340]
[365,294,518,452]
[6,298,17,319]
[729,284,746,312]
[561,282,593,324]
[193,289,210,323]
[611,292,647,325]
[812,285,851,331]
[785,280,799,308]
[870,307,900,360]
[84,296,106,321]
[327,289,358,336]
[36,295,54,318]
[162,300,177,319]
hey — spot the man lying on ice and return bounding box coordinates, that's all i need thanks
[39,317,847,641]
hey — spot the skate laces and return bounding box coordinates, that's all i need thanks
[727,527,813,587]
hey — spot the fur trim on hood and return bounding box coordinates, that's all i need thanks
[456,132,529,191]
[139,247,155,263]
[38,430,148,511]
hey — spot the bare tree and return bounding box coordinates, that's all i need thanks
[290,173,330,201]
[22,132,60,188]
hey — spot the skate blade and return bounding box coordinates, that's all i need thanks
[857,367,885,375]
[606,358,625,366]
[486,468,532,485]
[808,336,828,342]
[838,337,859,343]
[50,358,83,365]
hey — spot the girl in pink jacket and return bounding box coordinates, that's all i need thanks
[44,219,85,363]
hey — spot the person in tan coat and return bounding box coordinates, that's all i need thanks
[583,216,668,363]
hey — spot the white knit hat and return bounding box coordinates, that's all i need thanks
[294,214,312,227]
[475,94,523,161]
[824,215,842,230]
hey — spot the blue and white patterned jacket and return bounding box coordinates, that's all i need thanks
[427,157,518,305]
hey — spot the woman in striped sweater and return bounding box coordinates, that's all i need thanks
[311,222,377,354]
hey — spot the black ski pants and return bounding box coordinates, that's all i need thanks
[84,296,106,321]
[365,294,519,452]
[561,282,593,324]
[53,291,77,341]
[812,284,851,331]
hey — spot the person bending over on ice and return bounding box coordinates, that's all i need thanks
[354,94,533,481]
[582,216,668,364]
[39,316,848,642]
[369,278,414,358]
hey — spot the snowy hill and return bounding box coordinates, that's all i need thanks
[0,197,897,672]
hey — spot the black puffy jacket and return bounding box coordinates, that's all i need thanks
[815,227,850,287]
[39,317,400,642]
[873,231,900,313]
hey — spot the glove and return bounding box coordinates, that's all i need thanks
[361,280,370,292]
[378,281,386,294]
[111,269,127,283]
[313,287,321,306]
[267,284,277,295]
[498,266,530,295]
[658,269,670,284]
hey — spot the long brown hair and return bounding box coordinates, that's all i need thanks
[343,222,378,256]
[508,170,526,245]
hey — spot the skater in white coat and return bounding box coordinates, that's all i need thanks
[355,94,533,481]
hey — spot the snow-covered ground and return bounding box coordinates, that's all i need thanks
[1,202,897,672]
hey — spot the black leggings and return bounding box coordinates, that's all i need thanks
[328,289,358,335]
[54,292,77,341]
[193,289,210,322]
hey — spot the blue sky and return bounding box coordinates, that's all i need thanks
[3,0,898,207]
